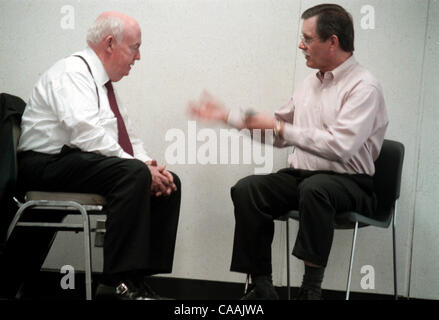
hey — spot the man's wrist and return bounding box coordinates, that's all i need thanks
[145,159,157,166]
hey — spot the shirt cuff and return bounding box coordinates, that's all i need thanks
[226,109,245,128]
[119,150,152,163]
[281,122,300,145]
[135,153,152,163]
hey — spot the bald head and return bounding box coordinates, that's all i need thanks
[87,12,142,82]
[87,11,139,46]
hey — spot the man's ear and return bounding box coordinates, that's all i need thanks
[104,35,115,54]
[329,34,339,51]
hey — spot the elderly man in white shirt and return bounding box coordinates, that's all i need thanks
[15,12,181,300]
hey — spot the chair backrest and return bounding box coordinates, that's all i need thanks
[373,139,405,212]
[11,117,21,180]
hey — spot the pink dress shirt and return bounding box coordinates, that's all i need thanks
[228,55,388,175]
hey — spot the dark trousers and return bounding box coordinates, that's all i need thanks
[9,146,180,281]
[230,168,376,275]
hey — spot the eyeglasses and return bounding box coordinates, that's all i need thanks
[300,35,317,45]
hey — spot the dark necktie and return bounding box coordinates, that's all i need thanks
[105,81,134,156]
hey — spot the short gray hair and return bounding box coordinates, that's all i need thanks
[86,16,125,45]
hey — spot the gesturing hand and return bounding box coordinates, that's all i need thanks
[187,90,229,123]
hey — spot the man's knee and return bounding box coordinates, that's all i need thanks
[122,159,152,187]
[231,175,256,198]
[299,174,332,203]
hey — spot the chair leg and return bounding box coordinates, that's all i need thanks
[244,274,250,294]
[392,203,398,300]
[346,222,359,300]
[6,201,38,240]
[70,202,93,300]
[14,283,25,300]
[80,209,93,301]
[286,219,290,300]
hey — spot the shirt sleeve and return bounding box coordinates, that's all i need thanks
[272,97,295,148]
[50,71,134,159]
[281,83,385,162]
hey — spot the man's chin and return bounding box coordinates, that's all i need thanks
[111,74,125,82]
[305,60,318,69]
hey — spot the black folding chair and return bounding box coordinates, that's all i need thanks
[278,139,404,300]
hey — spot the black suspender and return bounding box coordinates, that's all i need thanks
[73,55,100,109]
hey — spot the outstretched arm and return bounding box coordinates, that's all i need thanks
[187,90,229,123]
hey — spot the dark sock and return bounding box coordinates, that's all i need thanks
[302,265,325,292]
[247,274,278,299]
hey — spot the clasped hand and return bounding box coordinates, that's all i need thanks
[145,160,177,197]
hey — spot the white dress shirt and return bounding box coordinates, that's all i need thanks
[18,47,152,162]
[228,55,388,175]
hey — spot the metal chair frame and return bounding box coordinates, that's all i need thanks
[7,197,104,300]
[279,139,404,300]
[6,116,106,300]
[280,203,398,300]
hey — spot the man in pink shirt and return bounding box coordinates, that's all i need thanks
[189,4,388,300]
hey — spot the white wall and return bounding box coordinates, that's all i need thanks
[0,0,437,299]
[409,0,439,300]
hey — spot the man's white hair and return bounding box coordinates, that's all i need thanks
[86,15,125,45]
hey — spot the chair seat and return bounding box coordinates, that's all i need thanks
[335,211,392,229]
[277,208,393,230]
[25,191,106,206]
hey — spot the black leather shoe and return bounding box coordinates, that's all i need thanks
[137,278,174,300]
[295,286,323,300]
[241,283,279,300]
[95,280,156,300]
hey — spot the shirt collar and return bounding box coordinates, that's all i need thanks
[315,54,357,82]
[80,46,110,86]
